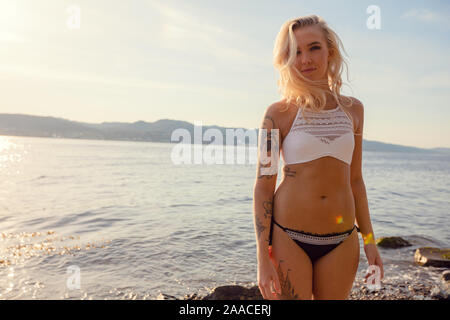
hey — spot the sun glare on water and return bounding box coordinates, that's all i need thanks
[0,136,13,153]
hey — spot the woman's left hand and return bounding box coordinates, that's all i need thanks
[363,243,384,283]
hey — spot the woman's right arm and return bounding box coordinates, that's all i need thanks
[253,104,282,298]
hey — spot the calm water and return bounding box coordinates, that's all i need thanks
[0,136,448,299]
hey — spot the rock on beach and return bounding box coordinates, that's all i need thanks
[414,247,450,268]
[376,236,412,248]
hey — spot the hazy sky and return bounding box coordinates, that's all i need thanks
[1,0,449,148]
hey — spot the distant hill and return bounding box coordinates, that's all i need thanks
[361,140,448,154]
[429,147,450,154]
[0,113,448,153]
[0,113,240,144]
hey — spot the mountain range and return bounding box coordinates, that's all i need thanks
[0,113,449,154]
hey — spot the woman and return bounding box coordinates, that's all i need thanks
[253,15,384,300]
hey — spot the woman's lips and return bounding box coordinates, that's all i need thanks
[301,68,316,73]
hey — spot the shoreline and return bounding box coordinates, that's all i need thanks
[176,265,449,300]
[178,279,444,300]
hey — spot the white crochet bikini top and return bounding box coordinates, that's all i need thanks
[281,104,355,165]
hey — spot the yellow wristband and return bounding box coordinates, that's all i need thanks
[362,232,376,245]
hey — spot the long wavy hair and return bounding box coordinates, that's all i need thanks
[273,15,356,130]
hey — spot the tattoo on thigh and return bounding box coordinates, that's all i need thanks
[277,260,299,299]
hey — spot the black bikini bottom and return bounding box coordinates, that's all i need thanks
[269,219,360,263]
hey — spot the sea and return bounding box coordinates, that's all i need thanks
[0,135,448,299]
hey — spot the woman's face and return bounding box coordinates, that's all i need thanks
[293,25,330,81]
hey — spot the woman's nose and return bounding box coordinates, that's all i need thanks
[301,53,312,65]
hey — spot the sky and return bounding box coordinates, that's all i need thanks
[1,0,449,149]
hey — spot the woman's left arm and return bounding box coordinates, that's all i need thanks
[349,98,384,281]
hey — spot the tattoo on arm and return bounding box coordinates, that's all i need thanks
[257,162,276,180]
[255,216,266,240]
[263,116,275,130]
[262,200,273,219]
[255,200,273,243]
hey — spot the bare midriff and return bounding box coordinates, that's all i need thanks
[273,156,356,234]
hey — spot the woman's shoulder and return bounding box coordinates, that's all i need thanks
[265,99,293,114]
[260,100,298,142]
[342,95,364,131]
[344,95,364,111]
[262,99,294,127]
[339,95,363,114]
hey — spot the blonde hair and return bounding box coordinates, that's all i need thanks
[273,15,357,132]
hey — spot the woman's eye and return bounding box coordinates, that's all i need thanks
[297,46,321,55]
